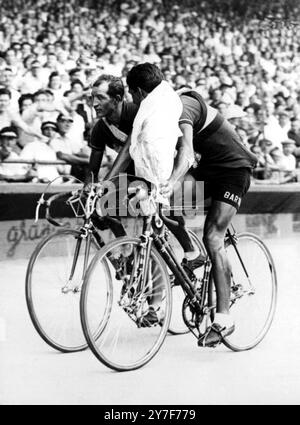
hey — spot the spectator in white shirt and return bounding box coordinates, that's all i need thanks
[0,126,30,181]
[19,60,49,94]
[0,67,20,113]
[50,113,88,178]
[281,139,296,172]
[48,72,65,103]
[0,88,47,142]
[278,110,291,134]
[19,89,64,146]
[20,121,60,183]
[18,93,34,115]
[263,110,291,150]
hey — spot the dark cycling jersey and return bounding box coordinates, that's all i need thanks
[90,93,257,180]
[179,91,258,176]
[89,101,138,153]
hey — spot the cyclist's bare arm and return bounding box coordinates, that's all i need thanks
[57,151,90,165]
[11,114,47,141]
[104,134,132,180]
[160,123,194,197]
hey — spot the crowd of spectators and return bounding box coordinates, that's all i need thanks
[1,0,300,184]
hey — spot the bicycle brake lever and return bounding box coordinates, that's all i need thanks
[35,194,46,223]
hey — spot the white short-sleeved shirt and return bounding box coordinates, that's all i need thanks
[20,141,59,181]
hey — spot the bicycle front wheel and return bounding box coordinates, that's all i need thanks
[223,232,277,351]
[25,229,100,352]
[81,237,172,371]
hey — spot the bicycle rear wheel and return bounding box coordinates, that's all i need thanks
[167,229,206,335]
[222,232,277,351]
[25,229,101,352]
[81,237,172,371]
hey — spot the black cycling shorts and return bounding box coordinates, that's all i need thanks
[191,167,251,210]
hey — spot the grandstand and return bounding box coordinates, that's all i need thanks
[0,0,300,184]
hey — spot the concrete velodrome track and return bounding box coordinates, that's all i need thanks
[1,221,300,405]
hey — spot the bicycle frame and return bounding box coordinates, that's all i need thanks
[137,212,204,313]
[135,212,249,338]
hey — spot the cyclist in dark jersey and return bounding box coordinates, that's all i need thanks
[87,74,137,183]
[108,80,257,346]
[86,72,204,326]
[160,90,258,347]
[86,74,200,262]
[84,74,137,237]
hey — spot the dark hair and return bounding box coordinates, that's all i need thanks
[63,90,72,97]
[33,89,49,99]
[178,84,193,90]
[71,79,84,88]
[3,67,13,74]
[92,74,124,100]
[69,67,82,77]
[269,147,281,155]
[18,93,33,109]
[49,71,60,81]
[126,62,164,93]
[250,144,260,153]
[31,60,41,67]
[57,113,73,122]
[291,116,300,122]
[44,89,54,97]
[23,54,36,68]
[0,88,11,98]
[11,42,21,50]
[259,138,273,147]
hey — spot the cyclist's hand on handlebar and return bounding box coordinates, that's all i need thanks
[128,185,149,200]
[83,181,93,194]
[83,180,105,198]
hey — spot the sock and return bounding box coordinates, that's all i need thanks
[214,313,234,329]
[184,248,200,261]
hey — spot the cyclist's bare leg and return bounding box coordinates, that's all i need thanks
[203,200,236,315]
[198,200,237,346]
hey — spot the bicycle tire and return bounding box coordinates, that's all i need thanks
[221,232,277,351]
[25,229,101,353]
[80,236,172,371]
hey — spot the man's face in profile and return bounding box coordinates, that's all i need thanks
[92,82,118,118]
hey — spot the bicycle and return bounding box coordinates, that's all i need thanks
[25,177,201,352]
[25,179,106,352]
[80,185,278,371]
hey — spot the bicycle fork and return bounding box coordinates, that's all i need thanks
[61,223,95,294]
[118,217,155,322]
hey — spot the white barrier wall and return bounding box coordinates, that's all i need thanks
[1,213,299,261]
